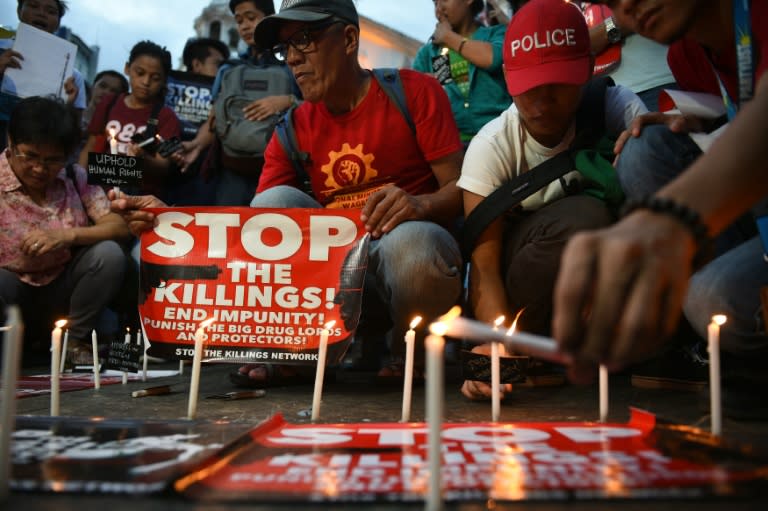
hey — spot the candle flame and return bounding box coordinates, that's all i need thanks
[493,316,505,328]
[200,317,215,329]
[324,320,336,329]
[505,308,525,336]
[712,314,727,326]
[429,320,448,337]
[108,127,117,139]
[409,316,423,329]
[54,319,67,328]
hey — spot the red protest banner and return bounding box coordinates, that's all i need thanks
[176,411,767,503]
[138,207,369,365]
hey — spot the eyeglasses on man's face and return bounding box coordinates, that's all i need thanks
[271,20,346,61]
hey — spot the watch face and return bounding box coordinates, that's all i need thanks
[607,28,622,44]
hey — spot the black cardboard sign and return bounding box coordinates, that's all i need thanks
[86,152,143,194]
[105,341,142,372]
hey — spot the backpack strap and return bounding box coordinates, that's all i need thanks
[274,68,417,198]
[459,76,615,260]
[371,68,416,134]
[274,106,313,196]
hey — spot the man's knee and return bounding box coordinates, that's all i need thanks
[250,185,319,208]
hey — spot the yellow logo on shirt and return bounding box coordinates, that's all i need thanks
[321,143,378,189]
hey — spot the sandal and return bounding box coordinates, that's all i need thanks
[229,363,334,389]
[375,358,425,387]
[460,349,530,384]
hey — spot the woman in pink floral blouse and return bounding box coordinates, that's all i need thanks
[0,96,131,365]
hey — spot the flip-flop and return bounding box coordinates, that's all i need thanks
[460,349,530,384]
[229,363,334,389]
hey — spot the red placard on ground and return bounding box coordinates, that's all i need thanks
[176,410,768,503]
[138,207,369,365]
[581,3,622,76]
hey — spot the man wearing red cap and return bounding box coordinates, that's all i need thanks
[457,0,646,400]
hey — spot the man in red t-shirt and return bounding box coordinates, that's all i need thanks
[244,0,465,385]
[555,0,768,420]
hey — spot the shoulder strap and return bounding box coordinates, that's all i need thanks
[274,106,314,196]
[459,76,615,260]
[371,68,416,134]
[143,101,165,139]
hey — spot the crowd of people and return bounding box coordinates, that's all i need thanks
[0,0,765,420]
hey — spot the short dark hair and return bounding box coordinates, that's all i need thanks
[128,40,172,78]
[228,0,275,16]
[471,0,485,16]
[8,96,80,153]
[17,0,68,20]
[182,37,230,69]
[92,70,129,95]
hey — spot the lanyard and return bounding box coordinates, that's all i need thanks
[711,0,754,120]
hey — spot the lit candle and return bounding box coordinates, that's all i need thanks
[0,306,23,501]
[50,319,67,416]
[122,327,130,385]
[59,329,69,373]
[708,314,726,436]
[436,306,567,364]
[311,321,336,422]
[599,364,609,423]
[491,315,505,423]
[187,318,214,420]
[91,330,100,390]
[401,316,422,423]
[425,321,446,511]
[108,128,118,155]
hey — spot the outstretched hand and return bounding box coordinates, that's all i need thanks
[552,209,697,384]
[108,189,167,237]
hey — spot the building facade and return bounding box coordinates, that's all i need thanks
[192,0,421,68]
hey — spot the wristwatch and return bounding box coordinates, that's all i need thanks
[604,16,622,44]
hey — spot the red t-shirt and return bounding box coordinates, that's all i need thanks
[667,2,767,103]
[88,93,181,153]
[257,69,462,208]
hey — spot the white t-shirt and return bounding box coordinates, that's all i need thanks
[458,84,647,211]
[609,35,675,94]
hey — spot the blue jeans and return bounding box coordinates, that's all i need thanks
[617,125,767,359]
[684,237,768,357]
[251,186,463,356]
[616,124,702,200]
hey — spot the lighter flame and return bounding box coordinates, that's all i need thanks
[409,316,423,329]
[505,308,525,336]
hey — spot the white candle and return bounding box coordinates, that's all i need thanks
[435,306,567,364]
[425,327,445,511]
[91,330,100,390]
[491,315,505,423]
[59,329,69,373]
[708,314,726,436]
[401,316,422,423]
[599,364,609,423]
[311,321,336,422]
[138,330,147,382]
[0,306,23,501]
[122,327,130,384]
[50,319,67,416]
[187,318,214,419]
[108,128,118,155]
